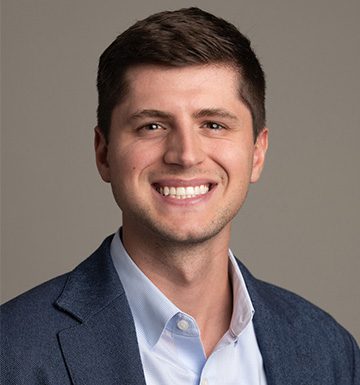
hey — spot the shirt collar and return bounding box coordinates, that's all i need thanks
[228,249,255,338]
[110,230,254,347]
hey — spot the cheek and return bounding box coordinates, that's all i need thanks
[109,142,158,183]
[212,142,254,178]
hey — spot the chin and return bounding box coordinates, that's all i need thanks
[142,216,231,246]
[121,202,238,246]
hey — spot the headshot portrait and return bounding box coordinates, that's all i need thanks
[1,1,359,384]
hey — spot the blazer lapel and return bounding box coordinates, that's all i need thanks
[55,236,146,385]
[251,303,305,385]
[237,260,312,385]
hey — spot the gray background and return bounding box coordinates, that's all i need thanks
[1,0,359,341]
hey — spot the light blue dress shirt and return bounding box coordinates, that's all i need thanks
[111,231,267,385]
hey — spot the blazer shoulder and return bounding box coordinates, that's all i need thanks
[1,273,68,317]
[1,274,77,384]
[238,259,358,336]
[254,276,344,326]
[1,237,119,384]
[1,273,76,345]
[237,261,360,381]
[237,259,349,328]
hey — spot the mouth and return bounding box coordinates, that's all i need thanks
[153,182,215,200]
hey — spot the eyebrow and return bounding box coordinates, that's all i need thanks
[129,109,172,121]
[128,108,239,122]
[192,108,239,122]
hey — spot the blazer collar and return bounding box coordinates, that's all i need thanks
[55,235,147,385]
[55,235,125,321]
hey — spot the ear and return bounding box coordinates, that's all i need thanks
[94,126,111,183]
[250,128,269,183]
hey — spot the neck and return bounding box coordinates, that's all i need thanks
[121,222,233,356]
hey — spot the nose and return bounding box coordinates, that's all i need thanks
[163,125,205,167]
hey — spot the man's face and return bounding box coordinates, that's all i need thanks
[95,64,268,244]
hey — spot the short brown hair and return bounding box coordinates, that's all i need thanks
[97,7,266,140]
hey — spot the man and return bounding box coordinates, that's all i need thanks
[1,7,359,385]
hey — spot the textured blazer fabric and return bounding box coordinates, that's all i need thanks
[1,235,359,385]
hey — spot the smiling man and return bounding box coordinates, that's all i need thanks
[1,7,359,385]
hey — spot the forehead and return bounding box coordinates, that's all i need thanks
[121,64,244,112]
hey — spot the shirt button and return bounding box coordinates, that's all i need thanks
[177,319,189,331]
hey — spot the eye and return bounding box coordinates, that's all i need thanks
[141,123,163,131]
[136,122,168,137]
[203,121,225,130]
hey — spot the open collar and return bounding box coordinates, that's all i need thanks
[110,230,255,348]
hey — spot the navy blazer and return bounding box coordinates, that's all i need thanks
[1,235,359,384]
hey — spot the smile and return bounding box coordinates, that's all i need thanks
[155,184,211,199]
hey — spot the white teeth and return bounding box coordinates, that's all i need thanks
[177,187,186,196]
[185,186,194,195]
[157,184,210,199]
